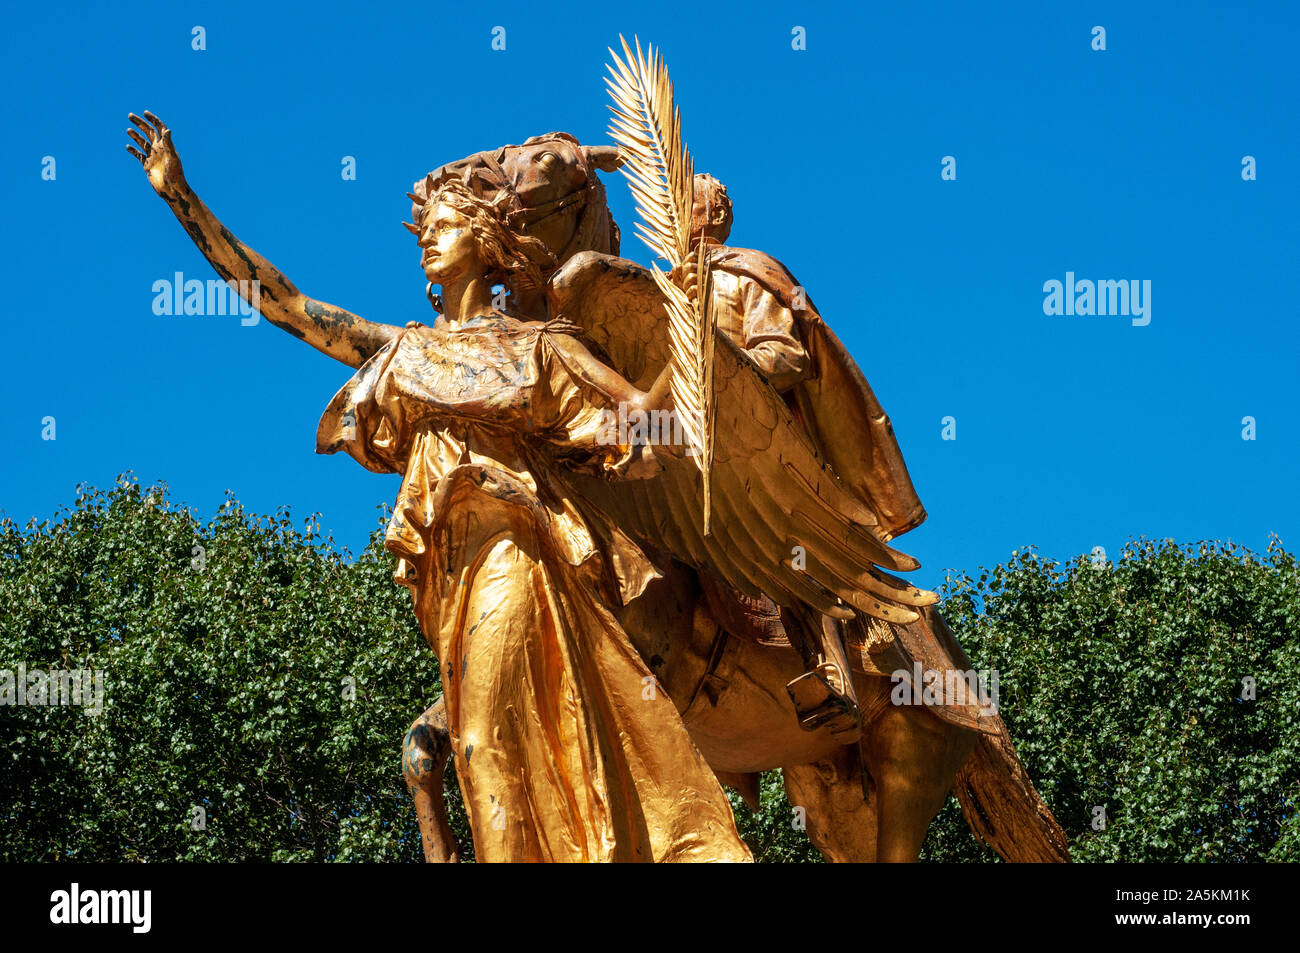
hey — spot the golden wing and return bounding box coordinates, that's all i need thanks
[550,253,937,624]
[548,251,671,391]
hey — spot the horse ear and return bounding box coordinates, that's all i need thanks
[585,146,622,172]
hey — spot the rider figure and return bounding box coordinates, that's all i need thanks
[678,173,864,742]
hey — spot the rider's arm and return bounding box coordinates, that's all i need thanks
[736,277,811,393]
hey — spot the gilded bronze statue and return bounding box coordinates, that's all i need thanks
[126,36,1069,863]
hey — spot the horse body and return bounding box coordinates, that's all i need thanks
[404,563,1067,863]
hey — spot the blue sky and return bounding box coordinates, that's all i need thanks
[2,0,1296,583]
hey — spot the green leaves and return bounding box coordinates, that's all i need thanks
[0,476,447,862]
[3,480,1295,863]
[921,538,1300,863]
[727,773,823,864]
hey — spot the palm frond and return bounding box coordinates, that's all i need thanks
[606,35,715,532]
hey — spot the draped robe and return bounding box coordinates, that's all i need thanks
[316,313,751,862]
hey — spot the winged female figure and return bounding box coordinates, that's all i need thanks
[127,111,761,861]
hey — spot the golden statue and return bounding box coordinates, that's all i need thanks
[125,36,1070,863]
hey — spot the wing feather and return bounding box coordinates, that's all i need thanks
[549,252,935,620]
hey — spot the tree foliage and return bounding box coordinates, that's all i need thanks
[921,540,1299,863]
[1,479,1295,862]
[0,476,437,861]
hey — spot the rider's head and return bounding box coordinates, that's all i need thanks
[690,173,733,246]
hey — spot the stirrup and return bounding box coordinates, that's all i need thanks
[786,668,862,743]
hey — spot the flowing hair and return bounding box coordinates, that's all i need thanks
[419,180,557,299]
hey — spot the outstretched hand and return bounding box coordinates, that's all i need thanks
[125,111,185,195]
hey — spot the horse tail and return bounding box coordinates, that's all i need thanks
[952,713,1072,862]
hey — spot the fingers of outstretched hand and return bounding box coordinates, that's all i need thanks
[127,112,158,141]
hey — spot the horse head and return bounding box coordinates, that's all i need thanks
[410,134,621,274]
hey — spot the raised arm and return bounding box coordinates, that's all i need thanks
[126,110,398,368]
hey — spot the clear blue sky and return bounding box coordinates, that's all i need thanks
[2,0,1296,583]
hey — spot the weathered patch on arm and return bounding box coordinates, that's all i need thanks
[304,299,357,329]
[219,226,260,282]
[183,220,213,256]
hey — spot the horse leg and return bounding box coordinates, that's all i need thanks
[860,705,975,862]
[782,745,878,862]
[401,696,459,863]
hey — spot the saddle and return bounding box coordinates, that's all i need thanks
[696,569,997,735]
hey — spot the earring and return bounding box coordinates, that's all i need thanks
[426,282,443,314]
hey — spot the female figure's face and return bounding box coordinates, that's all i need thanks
[420,201,480,284]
